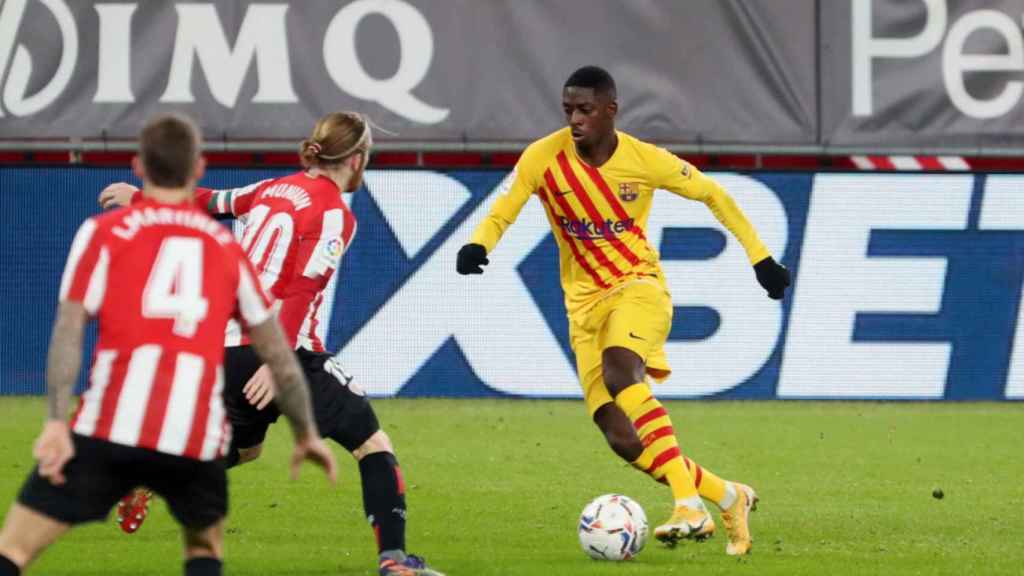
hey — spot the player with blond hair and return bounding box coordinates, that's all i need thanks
[0,113,336,576]
[101,112,444,576]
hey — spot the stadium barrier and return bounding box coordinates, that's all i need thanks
[2,167,1022,400]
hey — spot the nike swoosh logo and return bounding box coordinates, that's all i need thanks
[629,332,646,341]
[554,190,572,196]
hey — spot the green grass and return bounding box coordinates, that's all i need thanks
[0,398,1022,575]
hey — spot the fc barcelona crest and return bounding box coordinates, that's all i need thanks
[618,182,640,202]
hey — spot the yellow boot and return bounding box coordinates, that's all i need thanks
[721,483,759,556]
[654,505,715,545]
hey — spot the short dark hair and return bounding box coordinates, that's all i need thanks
[564,66,617,98]
[139,113,200,187]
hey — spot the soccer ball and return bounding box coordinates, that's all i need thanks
[577,494,648,561]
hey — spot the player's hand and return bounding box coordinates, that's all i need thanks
[290,431,338,485]
[98,183,139,209]
[754,256,791,300]
[243,364,276,410]
[33,420,74,486]
[456,243,489,275]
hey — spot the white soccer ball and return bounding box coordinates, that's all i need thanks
[577,494,648,561]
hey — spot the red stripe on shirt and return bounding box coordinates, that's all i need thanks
[537,186,610,289]
[65,236,103,303]
[92,358,131,441]
[306,293,325,352]
[577,160,648,243]
[556,152,641,266]
[182,361,216,459]
[254,227,281,276]
[633,406,668,431]
[542,169,622,278]
[646,446,681,473]
[136,351,178,450]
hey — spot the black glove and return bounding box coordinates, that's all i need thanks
[457,243,489,275]
[754,256,790,300]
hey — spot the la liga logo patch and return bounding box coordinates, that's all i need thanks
[325,238,343,259]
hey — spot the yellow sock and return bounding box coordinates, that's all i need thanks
[683,457,738,510]
[615,383,701,505]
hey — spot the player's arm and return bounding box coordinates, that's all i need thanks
[247,314,337,483]
[232,253,337,483]
[45,302,87,423]
[37,218,109,484]
[98,180,268,219]
[457,161,536,274]
[33,300,87,486]
[654,148,790,299]
[240,278,321,411]
[247,317,314,438]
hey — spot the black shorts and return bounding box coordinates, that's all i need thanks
[223,346,380,453]
[18,434,226,529]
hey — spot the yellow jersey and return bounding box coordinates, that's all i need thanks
[470,128,771,317]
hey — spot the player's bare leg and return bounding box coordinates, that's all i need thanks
[592,402,645,461]
[236,444,263,465]
[182,519,224,576]
[0,503,71,573]
[600,347,714,544]
[349,431,444,576]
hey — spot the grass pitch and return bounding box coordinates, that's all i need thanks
[0,398,1021,575]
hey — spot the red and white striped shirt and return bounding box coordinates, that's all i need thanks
[195,172,357,352]
[63,199,272,461]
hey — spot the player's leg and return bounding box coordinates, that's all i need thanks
[305,352,443,576]
[0,504,70,573]
[638,364,758,557]
[351,433,443,576]
[231,443,264,466]
[574,287,697,497]
[591,402,644,462]
[181,521,224,576]
[598,282,717,543]
[2,434,137,571]
[222,345,277,468]
[602,282,758,551]
[600,346,714,542]
[117,346,269,537]
[139,448,227,576]
[574,328,645,462]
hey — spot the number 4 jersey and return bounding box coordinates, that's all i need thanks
[194,172,357,352]
[61,198,273,460]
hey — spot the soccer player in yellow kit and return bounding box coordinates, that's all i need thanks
[457,66,790,555]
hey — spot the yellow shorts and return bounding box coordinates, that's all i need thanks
[569,280,673,417]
